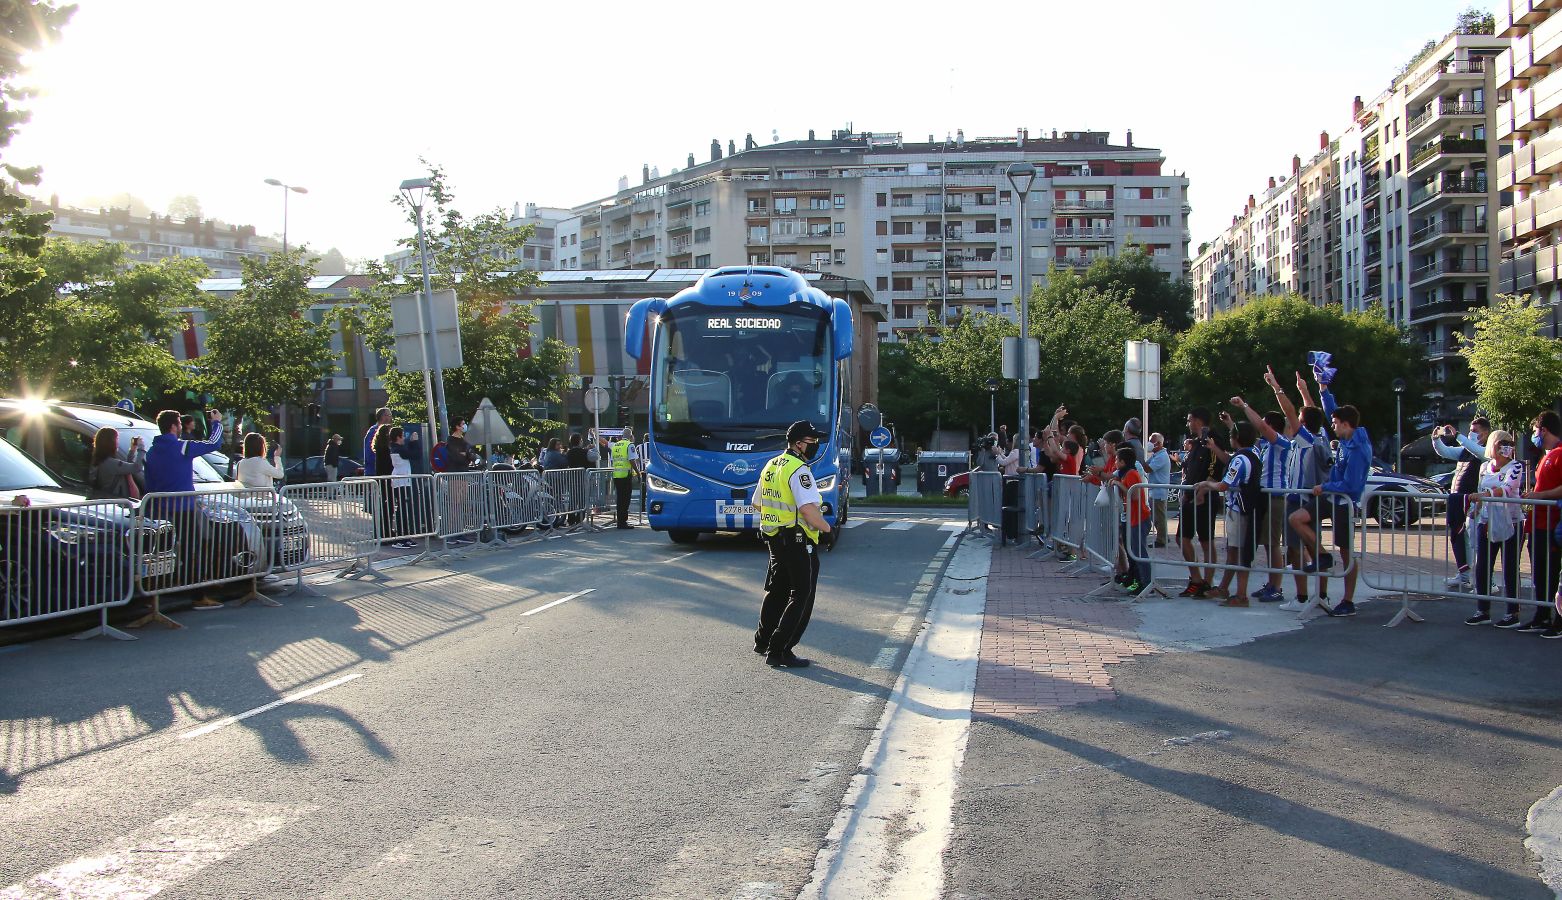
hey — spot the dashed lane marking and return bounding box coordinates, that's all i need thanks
[882,520,916,531]
[179,673,363,741]
[521,589,595,617]
[842,520,866,529]
[662,552,697,564]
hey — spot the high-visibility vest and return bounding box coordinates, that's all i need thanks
[758,452,820,544]
[610,440,632,478]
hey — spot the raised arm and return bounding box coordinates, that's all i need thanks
[1231,396,1278,444]
[184,413,224,454]
[1264,366,1300,436]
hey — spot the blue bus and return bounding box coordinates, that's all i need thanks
[624,267,855,546]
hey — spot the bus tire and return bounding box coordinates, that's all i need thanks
[669,530,700,545]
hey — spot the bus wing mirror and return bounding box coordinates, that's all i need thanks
[624,297,667,360]
[831,298,854,361]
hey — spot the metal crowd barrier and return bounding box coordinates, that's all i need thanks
[130,487,279,629]
[277,479,381,589]
[487,469,546,534]
[1019,473,1049,539]
[1046,475,1091,565]
[1077,482,1122,594]
[542,468,593,534]
[1359,487,1561,627]
[436,471,490,546]
[345,474,438,561]
[0,498,146,641]
[1124,484,1357,614]
[587,468,614,529]
[966,471,1004,541]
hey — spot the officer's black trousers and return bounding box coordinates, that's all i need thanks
[755,531,818,655]
[614,476,633,526]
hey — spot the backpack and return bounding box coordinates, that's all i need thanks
[1237,449,1265,516]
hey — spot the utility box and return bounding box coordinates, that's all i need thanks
[917,451,968,497]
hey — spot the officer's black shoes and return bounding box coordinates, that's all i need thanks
[753,643,767,655]
[766,652,811,669]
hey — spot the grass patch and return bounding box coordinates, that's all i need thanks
[858,494,967,507]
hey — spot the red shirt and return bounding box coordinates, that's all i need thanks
[1121,468,1151,526]
[1528,445,1562,533]
[1058,453,1080,477]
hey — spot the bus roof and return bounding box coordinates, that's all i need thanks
[663,266,835,312]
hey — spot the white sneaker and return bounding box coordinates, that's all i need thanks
[1277,599,1305,611]
[1444,572,1472,591]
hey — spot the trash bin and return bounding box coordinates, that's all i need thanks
[917,451,969,497]
[862,448,901,496]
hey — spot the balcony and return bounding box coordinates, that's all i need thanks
[631,249,658,264]
[1410,256,1490,285]
[1055,228,1116,242]
[1364,248,1384,270]
[1054,198,1114,213]
[1409,295,1487,324]
[667,217,692,233]
[1409,216,1488,250]
[1363,214,1383,233]
[606,230,631,245]
[669,239,692,255]
[1409,174,1488,210]
[631,226,659,240]
[1409,100,1487,137]
[1408,57,1487,101]
[580,236,601,251]
[1501,244,1560,293]
[1410,137,1488,173]
[772,207,798,217]
[892,231,940,243]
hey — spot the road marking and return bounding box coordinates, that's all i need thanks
[0,797,313,900]
[938,522,965,532]
[883,520,916,531]
[869,646,899,669]
[842,520,866,529]
[180,673,363,741]
[521,588,595,617]
[662,552,696,564]
[802,533,982,900]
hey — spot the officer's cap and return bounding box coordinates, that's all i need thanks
[786,421,828,443]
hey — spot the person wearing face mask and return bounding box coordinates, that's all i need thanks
[1434,417,1492,592]
[752,420,834,669]
[1520,411,1562,637]
[1464,431,1526,628]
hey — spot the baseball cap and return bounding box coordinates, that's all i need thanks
[786,420,829,443]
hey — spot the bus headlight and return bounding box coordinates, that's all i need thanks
[815,474,836,492]
[647,474,690,495]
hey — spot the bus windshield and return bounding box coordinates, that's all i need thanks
[653,305,832,451]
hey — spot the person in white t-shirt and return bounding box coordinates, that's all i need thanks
[235,432,286,489]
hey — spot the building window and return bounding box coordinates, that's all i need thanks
[774,253,797,266]
[1030,218,1046,231]
[775,197,798,214]
[876,276,889,291]
[894,248,915,263]
[834,194,847,209]
[875,220,888,236]
[833,221,845,234]
[810,197,830,210]
[893,277,913,291]
[694,227,710,243]
[875,249,889,263]
[876,193,887,207]
[1000,247,1013,261]
[748,226,768,242]
[695,200,710,217]
[812,251,830,268]
[695,254,711,267]
[748,198,769,213]
[1001,274,1013,289]
[834,248,845,265]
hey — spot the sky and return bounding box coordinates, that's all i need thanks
[9,0,1500,265]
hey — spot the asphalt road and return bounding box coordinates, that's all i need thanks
[0,515,956,899]
[945,596,1562,900]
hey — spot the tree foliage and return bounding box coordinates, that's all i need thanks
[1458,296,1562,432]
[347,165,573,444]
[1076,246,1195,332]
[1165,296,1427,446]
[165,194,202,220]
[0,238,204,401]
[198,251,336,426]
[1457,6,1495,35]
[0,2,75,304]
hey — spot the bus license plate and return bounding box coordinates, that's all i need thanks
[718,504,758,517]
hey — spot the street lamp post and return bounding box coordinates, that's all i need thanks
[986,377,998,434]
[400,177,450,443]
[1392,378,1407,472]
[1006,161,1037,447]
[262,178,308,253]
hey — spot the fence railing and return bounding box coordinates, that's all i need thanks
[0,498,146,641]
[131,487,283,629]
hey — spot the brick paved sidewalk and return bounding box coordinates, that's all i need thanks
[973,545,1157,718]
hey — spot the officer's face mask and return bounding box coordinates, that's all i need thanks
[798,439,821,462]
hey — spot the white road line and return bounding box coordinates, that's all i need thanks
[0,797,314,900]
[180,673,363,741]
[802,532,982,900]
[869,647,899,669]
[842,520,866,529]
[662,552,697,564]
[938,522,966,532]
[882,520,916,531]
[521,588,596,617]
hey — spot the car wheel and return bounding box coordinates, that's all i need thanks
[669,530,700,545]
[1371,492,1412,528]
[0,555,34,621]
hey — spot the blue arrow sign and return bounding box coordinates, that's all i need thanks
[869,426,892,449]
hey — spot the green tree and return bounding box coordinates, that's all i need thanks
[1457,6,1496,35]
[0,238,204,401]
[1077,246,1195,331]
[0,2,76,306]
[1458,296,1562,432]
[198,251,337,427]
[347,165,573,441]
[166,194,202,220]
[1164,296,1427,446]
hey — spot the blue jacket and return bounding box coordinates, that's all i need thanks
[363,425,380,476]
[1322,424,1371,502]
[144,422,223,508]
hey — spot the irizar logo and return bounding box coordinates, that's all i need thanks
[723,459,755,476]
[726,442,754,451]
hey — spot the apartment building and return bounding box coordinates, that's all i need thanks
[1194,23,1504,392]
[534,129,1190,340]
[36,196,282,278]
[387,202,569,274]
[1496,0,1562,330]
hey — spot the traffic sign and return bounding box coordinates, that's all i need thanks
[584,386,610,414]
[869,426,892,448]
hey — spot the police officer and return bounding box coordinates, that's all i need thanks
[610,428,637,529]
[752,420,833,669]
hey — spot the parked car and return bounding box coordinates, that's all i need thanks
[0,398,278,576]
[945,469,973,498]
[0,438,178,621]
[284,455,364,484]
[1364,463,1445,527]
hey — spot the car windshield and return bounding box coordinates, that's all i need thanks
[651,305,832,451]
[0,439,61,491]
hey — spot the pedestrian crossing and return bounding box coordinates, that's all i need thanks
[842,517,968,533]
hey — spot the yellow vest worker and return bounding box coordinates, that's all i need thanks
[612,430,637,529]
[751,420,833,669]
